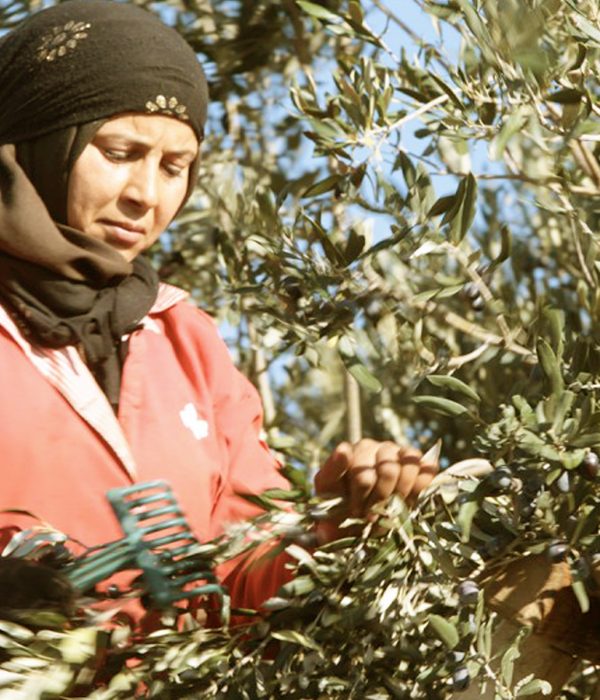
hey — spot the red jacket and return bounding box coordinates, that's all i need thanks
[0,284,292,612]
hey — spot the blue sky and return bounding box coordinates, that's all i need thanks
[372,1,460,53]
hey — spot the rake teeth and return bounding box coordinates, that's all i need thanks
[136,504,181,521]
[136,517,188,537]
[102,481,230,616]
[142,529,195,549]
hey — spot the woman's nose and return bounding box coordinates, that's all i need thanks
[122,160,160,209]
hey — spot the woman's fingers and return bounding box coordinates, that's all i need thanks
[315,439,441,525]
[363,442,402,510]
[406,461,439,507]
[394,446,423,500]
[314,441,352,496]
[346,439,378,515]
[348,441,429,516]
[411,461,438,493]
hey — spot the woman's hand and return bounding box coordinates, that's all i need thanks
[313,439,439,544]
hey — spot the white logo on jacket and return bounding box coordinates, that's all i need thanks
[179,403,209,441]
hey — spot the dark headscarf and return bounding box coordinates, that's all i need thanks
[0,0,208,145]
[0,0,209,410]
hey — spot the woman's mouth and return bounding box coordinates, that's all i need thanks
[99,220,146,246]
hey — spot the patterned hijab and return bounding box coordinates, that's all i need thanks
[0,0,208,145]
[0,1,209,410]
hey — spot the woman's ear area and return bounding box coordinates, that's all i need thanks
[178,131,203,212]
[0,144,17,207]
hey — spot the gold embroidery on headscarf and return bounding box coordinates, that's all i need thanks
[36,21,91,62]
[145,95,190,121]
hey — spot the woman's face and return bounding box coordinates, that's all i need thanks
[67,113,199,261]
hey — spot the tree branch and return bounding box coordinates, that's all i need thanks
[344,370,362,443]
[247,316,277,426]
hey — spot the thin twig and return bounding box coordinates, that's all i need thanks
[440,309,533,359]
[247,316,277,426]
[570,185,600,196]
[372,94,449,136]
[552,190,597,288]
[370,0,421,44]
[570,140,600,188]
[446,342,491,369]
[441,243,520,349]
[362,258,533,365]
[370,0,455,74]
[566,206,596,290]
[344,371,362,444]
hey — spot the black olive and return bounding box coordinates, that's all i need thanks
[463,282,480,300]
[448,650,466,663]
[547,541,569,563]
[483,537,504,557]
[471,295,485,311]
[574,558,590,579]
[106,584,121,598]
[581,452,600,479]
[517,494,535,519]
[489,466,512,492]
[456,580,479,605]
[452,666,470,691]
[292,532,319,548]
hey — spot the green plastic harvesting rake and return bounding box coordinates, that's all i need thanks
[64,480,229,622]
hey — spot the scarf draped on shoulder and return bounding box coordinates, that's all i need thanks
[0,143,158,410]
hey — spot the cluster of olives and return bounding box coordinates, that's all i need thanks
[462,282,485,312]
[444,581,482,691]
[552,452,599,497]
[447,450,600,692]
[541,455,593,572]
[544,452,599,565]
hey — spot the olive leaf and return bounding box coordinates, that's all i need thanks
[428,614,459,649]
[426,375,480,403]
[413,395,470,417]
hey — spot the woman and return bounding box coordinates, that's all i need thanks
[0,0,437,615]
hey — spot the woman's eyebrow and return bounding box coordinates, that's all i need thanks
[168,148,198,160]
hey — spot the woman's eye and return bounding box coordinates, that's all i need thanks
[104,148,130,161]
[164,162,186,177]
